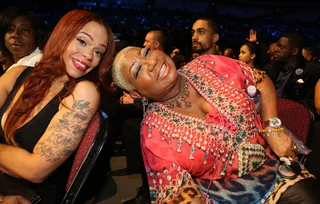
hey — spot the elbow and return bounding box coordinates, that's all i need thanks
[27,173,49,184]
[23,169,51,184]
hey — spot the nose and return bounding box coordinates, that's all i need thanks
[143,41,147,47]
[192,34,198,41]
[10,28,21,39]
[146,57,157,72]
[82,48,93,61]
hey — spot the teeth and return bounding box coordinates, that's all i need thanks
[74,59,86,68]
[159,64,166,79]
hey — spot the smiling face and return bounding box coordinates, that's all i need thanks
[117,47,178,101]
[4,16,37,62]
[62,21,108,79]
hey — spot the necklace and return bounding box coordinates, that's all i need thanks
[164,77,192,109]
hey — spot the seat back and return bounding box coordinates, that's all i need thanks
[61,110,109,204]
[277,98,312,144]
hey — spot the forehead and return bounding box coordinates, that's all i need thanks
[240,45,249,51]
[79,21,108,44]
[192,20,210,30]
[145,32,155,40]
[278,37,289,46]
[10,16,33,26]
[120,47,140,68]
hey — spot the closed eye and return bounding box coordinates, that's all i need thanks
[135,66,141,79]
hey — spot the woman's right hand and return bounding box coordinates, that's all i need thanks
[3,196,31,204]
[265,131,296,159]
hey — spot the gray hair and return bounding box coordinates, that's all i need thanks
[112,46,136,92]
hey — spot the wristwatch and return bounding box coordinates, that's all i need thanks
[263,117,282,128]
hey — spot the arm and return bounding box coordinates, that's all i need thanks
[141,123,202,204]
[256,72,278,122]
[0,66,29,108]
[0,81,100,183]
[315,79,320,115]
[256,70,295,158]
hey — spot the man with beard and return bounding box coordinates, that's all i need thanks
[266,33,320,118]
[191,17,219,55]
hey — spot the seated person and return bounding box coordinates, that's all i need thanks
[0,7,47,71]
[239,42,267,70]
[0,10,114,203]
[265,33,320,118]
[112,46,317,203]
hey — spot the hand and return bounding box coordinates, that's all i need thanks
[246,29,257,42]
[191,197,202,204]
[3,196,31,204]
[265,131,296,159]
[119,91,134,104]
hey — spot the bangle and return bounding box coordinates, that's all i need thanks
[260,127,285,137]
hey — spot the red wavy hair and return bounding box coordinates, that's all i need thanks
[4,10,115,146]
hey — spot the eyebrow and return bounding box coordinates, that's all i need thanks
[197,28,206,31]
[79,31,107,49]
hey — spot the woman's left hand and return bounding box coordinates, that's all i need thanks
[265,131,296,159]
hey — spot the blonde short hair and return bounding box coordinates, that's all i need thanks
[112,46,136,92]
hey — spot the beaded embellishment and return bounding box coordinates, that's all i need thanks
[238,141,267,177]
[143,57,265,177]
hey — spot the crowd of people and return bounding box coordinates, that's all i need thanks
[0,4,320,204]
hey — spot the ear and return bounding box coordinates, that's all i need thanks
[212,34,219,43]
[292,48,299,56]
[130,90,143,99]
[306,55,312,61]
[251,53,256,60]
[155,41,160,49]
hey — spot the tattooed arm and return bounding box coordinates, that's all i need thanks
[0,81,100,183]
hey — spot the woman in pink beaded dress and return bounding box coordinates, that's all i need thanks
[112,47,316,204]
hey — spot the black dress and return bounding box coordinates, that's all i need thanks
[0,67,74,204]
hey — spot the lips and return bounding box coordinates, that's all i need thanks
[72,59,88,72]
[158,63,169,80]
[192,42,200,46]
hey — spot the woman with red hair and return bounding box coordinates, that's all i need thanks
[0,10,114,203]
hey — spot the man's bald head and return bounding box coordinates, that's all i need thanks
[143,30,167,51]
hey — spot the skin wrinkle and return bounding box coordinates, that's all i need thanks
[34,99,92,163]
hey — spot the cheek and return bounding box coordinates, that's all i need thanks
[92,57,102,68]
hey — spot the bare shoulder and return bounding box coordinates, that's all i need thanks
[0,66,29,89]
[73,81,100,101]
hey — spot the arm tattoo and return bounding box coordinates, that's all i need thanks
[34,99,93,163]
